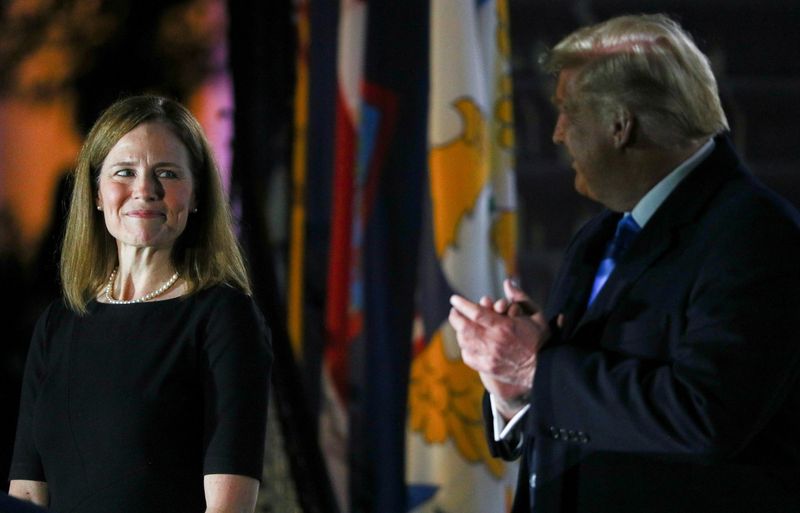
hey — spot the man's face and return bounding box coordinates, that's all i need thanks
[551,69,617,205]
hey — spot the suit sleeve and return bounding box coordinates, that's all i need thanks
[483,392,525,460]
[201,290,273,480]
[530,203,800,456]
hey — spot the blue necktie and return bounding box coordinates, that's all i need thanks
[588,214,641,306]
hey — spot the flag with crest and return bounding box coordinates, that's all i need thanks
[406,0,519,511]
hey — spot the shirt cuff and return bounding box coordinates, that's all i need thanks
[490,394,530,442]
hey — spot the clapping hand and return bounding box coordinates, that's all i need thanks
[449,279,550,419]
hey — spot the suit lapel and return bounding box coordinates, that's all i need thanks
[568,135,744,336]
[577,223,674,327]
[549,211,618,340]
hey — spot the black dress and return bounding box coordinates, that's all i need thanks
[9,285,272,513]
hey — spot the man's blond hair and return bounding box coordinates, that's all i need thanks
[542,14,728,148]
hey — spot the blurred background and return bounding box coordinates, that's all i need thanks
[0,1,798,512]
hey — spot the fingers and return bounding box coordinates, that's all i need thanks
[448,287,551,397]
[452,289,535,322]
[503,279,528,302]
[493,297,510,314]
[449,306,490,372]
[450,294,495,324]
[448,301,492,346]
[507,302,531,317]
[447,302,472,333]
[503,279,538,316]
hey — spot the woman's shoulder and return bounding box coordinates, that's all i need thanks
[35,297,75,329]
[191,283,253,307]
[29,297,78,354]
[189,284,263,322]
[192,285,271,349]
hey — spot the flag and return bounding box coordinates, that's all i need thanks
[353,4,428,511]
[288,0,310,359]
[319,1,367,510]
[319,1,428,512]
[406,0,519,511]
[229,1,341,512]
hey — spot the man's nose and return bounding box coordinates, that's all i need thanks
[552,114,566,144]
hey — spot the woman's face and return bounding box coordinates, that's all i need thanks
[96,122,196,251]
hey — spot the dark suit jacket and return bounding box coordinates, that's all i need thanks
[488,135,800,513]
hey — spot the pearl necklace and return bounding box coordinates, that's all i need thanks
[103,267,180,304]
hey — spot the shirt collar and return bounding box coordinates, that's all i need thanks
[630,138,715,227]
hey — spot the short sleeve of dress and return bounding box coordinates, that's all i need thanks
[9,303,55,482]
[201,289,272,480]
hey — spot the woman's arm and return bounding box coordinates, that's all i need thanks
[204,474,259,513]
[8,480,48,506]
[201,292,270,513]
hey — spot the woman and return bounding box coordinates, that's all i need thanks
[9,96,272,513]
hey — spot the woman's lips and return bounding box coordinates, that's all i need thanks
[126,210,165,218]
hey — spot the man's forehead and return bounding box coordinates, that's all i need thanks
[552,68,579,105]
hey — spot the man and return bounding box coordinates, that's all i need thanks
[449,14,800,513]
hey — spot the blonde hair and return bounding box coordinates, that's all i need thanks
[541,14,728,148]
[61,95,250,313]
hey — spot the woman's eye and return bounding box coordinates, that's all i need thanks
[114,169,134,177]
[156,169,178,179]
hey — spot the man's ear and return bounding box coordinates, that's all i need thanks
[612,108,634,149]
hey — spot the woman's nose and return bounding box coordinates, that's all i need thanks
[133,172,164,200]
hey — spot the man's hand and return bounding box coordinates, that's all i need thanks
[449,280,550,418]
[487,279,539,318]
